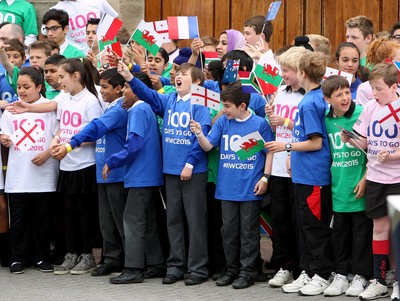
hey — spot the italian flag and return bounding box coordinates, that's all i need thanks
[230,131,265,161]
[131,20,162,56]
[254,54,283,88]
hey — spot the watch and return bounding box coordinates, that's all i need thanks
[285,143,292,152]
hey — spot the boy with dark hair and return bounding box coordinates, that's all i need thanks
[243,15,273,56]
[117,61,211,286]
[322,75,372,297]
[53,68,128,276]
[265,51,333,296]
[103,71,165,284]
[343,63,400,300]
[190,81,274,289]
[42,9,85,58]
[44,54,66,100]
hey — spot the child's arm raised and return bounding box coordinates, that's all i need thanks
[6,100,57,114]
[0,41,14,77]
[117,61,165,115]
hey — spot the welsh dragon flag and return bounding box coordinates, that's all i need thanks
[254,54,283,90]
[131,20,162,56]
[230,131,265,160]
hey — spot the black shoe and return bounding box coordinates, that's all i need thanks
[10,262,24,274]
[256,271,268,282]
[143,264,166,279]
[34,261,54,273]
[162,274,182,284]
[185,275,208,285]
[212,267,227,281]
[232,275,255,289]
[91,263,122,276]
[216,273,237,286]
[109,268,144,284]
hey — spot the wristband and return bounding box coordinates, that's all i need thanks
[128,63,132,71]
[64,143,72,153]
[260,176,268,184]
[2,166,6,171]
[283,118,290,128]
[185,163,194,169]
[195,131,204,138]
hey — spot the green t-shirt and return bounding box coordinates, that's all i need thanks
[325,105,366,212]
[6,65,19,94]
[162,62,172,79]
[207,108,220,184]
[45,81,60,100]
[0,0,38,36]
[62,44,85,59]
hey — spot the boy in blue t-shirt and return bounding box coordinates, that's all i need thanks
[190,81,274,289]
[103,72,165,284]
[117,61,211,286]
[265,51,333,296]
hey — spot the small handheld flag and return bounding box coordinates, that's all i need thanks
[238,71,261,94]
[375,98,400,131]
[191,85,221,111]
[203,51,219,67]
[266,1,282,21]
[97,14,123,41]
[99,38,122,57]
[230,131,265,160]
[150,20,171,44]
[168,16,199,40]
[222,59,240,84]
[131,20,162,56]
[10,119,44,153]
[254,54,282,93]
[334,123,360,140]
[323,67,352,85]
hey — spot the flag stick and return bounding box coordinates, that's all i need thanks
[199,48,204,71]
[349,136,368,156]
[159,188,166,209]
[254,71,265,97]
[121,30,135,63]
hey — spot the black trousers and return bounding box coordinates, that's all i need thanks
[269,176,299,274]
[331,211,372,277]
[294,184,333,279]
[9,192,54,264]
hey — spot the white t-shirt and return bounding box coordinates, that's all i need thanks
[50,0,118,53]
[56,88,102,171]
[0,109,4,190]
[271,86,302,177]
[0,97,59,193]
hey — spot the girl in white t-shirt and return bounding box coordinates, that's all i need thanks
[0,67,59,274]
[51,58,102,275]
[6,58,103,275]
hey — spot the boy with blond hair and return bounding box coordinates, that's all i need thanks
[265,51,333,296]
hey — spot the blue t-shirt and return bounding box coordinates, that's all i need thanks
[207,113,274,201]
[124,101,164,188]
[128,77,211,175]
[291,88,331,186]
[350,77,362,100]
[95,99,128,183]
[0,73,16,101]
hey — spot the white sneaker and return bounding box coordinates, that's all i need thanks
[282,271,311,293]
[324,273,349,296]
[346,274,368,296]
[268,268,293,287]
[359,279,389,300]
[387,269,396,287]
[298,274,330,296]
[392,281,399,301]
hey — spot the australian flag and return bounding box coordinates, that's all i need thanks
[222,59,240,84]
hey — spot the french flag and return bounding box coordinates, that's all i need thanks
[167,16,199,40]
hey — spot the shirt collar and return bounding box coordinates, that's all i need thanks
[60,40,68,54]
[177,93,191,102]
[235,110,252,122]
[70,87,88,101]
[1,0,16,6]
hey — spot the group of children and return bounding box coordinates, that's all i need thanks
[0,5,398,301]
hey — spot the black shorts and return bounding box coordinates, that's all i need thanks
[365,180,400,219]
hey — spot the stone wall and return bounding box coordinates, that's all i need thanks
[29,0,143,33]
